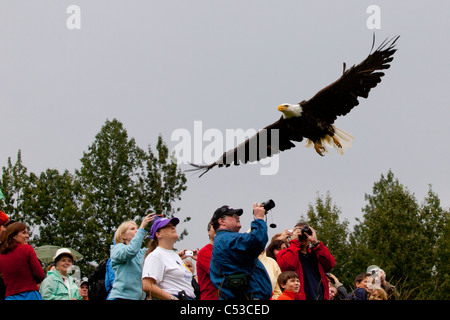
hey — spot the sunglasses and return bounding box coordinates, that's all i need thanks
[221,213,240,220]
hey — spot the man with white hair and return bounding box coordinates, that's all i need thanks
[366,265,399,300]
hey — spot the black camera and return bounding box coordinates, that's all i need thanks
[326,273,335,284]
[298,225,312,239]
[261,199,275,213]
[177,290,189,300]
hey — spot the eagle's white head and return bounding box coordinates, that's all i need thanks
[278,103,303,119]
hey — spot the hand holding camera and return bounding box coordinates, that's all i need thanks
[279,229,293,241]
[253,199,275,220]
[179,248,199,260]
[261,199,275,212]
[299,225,313,239]
[294,225,318,244]
[252,203,266,219]
[139,213,158,229]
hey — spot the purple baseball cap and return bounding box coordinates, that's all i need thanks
[149,216,180,239]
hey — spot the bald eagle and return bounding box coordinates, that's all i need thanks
[189,36,399,177]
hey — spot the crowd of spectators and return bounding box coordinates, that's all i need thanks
[0,206,399,301]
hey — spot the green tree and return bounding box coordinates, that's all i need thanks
[138,134,188,240]
[76,119,147,268]
[75,119,188,273]
[353,170,447,298]
[347,219,370,289]
[0,150,35,229]
[418,186,449,299]
[23,169,84,251]
[433,212,449,299]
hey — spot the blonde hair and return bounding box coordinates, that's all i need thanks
[369,288,388,300]
[114,221,137,244]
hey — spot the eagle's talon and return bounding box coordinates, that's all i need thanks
[333,136,342,149]
[314,143,325,156]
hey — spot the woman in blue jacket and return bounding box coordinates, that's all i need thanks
[108,213,155,300]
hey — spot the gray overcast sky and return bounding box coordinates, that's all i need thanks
[1,1,449,251]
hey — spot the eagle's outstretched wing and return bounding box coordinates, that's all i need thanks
[187,116,302,177]
[301,35,399,123]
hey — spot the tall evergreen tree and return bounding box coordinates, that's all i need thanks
[353,170,447,298]
[138,134,188,240]
[76,119,147,266]
[75,119,188,269]
[418,186,449,299]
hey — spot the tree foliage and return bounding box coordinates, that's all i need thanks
[0,151,32,225]
[296,170,448,299]
[0,119,188,276]
[138,135,188,240]
[23,169,83,250]
[76,119,147,266]
[349,170,448,298]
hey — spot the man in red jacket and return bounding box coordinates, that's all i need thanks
[277,222,335,300]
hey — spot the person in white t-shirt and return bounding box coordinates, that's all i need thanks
[142,216,195,300]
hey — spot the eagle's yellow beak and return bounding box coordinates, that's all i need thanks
[278,105,288,112]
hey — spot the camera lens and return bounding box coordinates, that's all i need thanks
[301,225,312,235]
[261,199,275,212]
[298,225,312,240]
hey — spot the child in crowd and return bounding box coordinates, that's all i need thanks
[368,287,388,300]
[346,272,370,300]
[276,271,304,300]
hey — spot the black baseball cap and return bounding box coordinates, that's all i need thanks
[212,205,243,222]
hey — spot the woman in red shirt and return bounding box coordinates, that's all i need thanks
[0,222,45,300]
